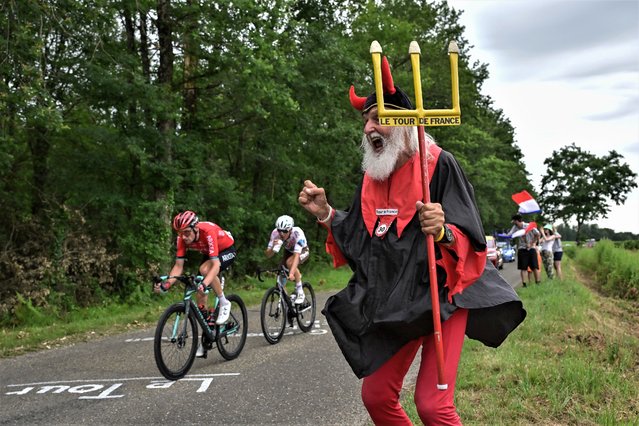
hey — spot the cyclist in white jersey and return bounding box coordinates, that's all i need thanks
[265,215,310,304]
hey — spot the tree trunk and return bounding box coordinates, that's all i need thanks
[123,7,137,126]
[155,0,175,223]
[27,124,50,216]
[122,6,141,204]
[138,9,153,126]
[576,219,583,245]
[182,0,198,131]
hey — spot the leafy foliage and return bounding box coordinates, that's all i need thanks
[539,143,637,243]
[557,223,639,243]
[1,0,530,324]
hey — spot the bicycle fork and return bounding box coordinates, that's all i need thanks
[170,299,195,347]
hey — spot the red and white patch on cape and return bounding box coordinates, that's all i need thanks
[361,144,441,238]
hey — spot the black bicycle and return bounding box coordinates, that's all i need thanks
[258,265,316,344]
[152,274,248,380]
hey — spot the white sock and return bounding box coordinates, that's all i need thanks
[219,294,229,305]
[295,282,303,294]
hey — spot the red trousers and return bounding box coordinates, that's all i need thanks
[361,308,469,425]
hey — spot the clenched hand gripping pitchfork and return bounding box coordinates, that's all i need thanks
[370,40,461,391]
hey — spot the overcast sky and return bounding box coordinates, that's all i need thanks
[445,0,639,234]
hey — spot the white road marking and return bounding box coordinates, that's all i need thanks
[126,320,327,342]
[5,374,239,399]
[6,373,239,387]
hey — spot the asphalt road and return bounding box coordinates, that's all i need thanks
[499,258,522,288]
[0,261,521,425]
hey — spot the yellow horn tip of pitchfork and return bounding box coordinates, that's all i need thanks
[409,41,421,55]
[448,41,459,54]
[370,40,382,54]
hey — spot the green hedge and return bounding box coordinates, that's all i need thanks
[575,240,639,300]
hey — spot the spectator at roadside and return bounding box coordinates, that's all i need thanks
[552,226,564,279]
[540,224,556,279]
[527,244,543,282]
[505,214,541,287]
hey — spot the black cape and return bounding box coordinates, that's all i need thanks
[322,150,527,378]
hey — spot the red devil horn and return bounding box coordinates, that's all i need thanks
[349,85,367,111]
[381,56,396,95]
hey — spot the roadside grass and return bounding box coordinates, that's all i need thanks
[402,257,639,424]
[0,264,353,357]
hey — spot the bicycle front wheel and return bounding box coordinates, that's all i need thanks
[260,287,287,344]
[217,294,248,360]
[154,302,198,380]
[296,282,316,332]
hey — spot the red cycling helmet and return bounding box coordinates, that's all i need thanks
[173,210,199,231]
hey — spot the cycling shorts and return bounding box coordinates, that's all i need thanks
[282,246,309,265]
[201,245,237,272]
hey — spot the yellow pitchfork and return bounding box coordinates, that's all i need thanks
[370,40,461,391]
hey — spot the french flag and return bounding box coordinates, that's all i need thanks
[498,221,538,239]
[525,221,538,234]
[512,190,541,214]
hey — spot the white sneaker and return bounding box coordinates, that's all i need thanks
[294,290,305,305]
[215,302,231,325]
[196,343,205,358]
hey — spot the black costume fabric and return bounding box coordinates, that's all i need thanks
[363,85,413,112]
[322,149,527,379]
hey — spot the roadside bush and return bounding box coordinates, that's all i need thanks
[12,293,55,327]
[0,210,120,326]
[563,244,577,259]
[575,240,639,300]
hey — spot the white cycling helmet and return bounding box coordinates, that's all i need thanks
[275,215,294,231]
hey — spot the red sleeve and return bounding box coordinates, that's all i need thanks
[318,210,348,268]
[176,236,186,258]
[325,229,348,268]
[436,224,486,302]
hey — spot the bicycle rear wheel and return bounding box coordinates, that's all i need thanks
[154,302,198,380]
[260,287,287,344]
[296,282,316,332]
[216,294,248,360]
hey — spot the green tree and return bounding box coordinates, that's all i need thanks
[0,0,542,322]
[540,143,637,243]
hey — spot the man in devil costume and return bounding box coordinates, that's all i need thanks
[298,56,526,425]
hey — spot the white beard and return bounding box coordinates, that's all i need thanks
[361,127,419,181]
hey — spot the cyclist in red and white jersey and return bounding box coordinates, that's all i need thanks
[154,211,236,328]
[265,215,309,304]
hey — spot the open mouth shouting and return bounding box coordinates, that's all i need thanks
[368,133,385,155]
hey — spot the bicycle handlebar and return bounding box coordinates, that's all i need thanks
[151,274,208,292]
[256,265,289,282]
